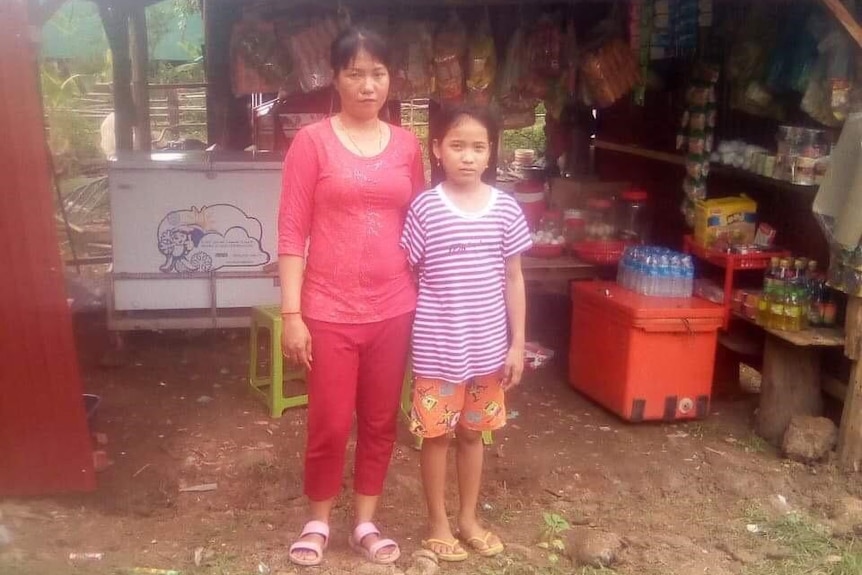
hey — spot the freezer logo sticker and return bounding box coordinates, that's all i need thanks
[156,204,270,273]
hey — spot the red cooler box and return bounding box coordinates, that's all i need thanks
[569,282,723,422]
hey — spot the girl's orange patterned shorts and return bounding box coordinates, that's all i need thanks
[409,373,507,438]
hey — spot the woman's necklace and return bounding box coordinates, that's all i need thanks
[338,117,383,157]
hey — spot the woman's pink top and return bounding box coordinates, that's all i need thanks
[278,119,425,324]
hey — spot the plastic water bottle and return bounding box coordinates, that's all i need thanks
[682,255,694,296]
[659,255,672,297]
[618,247,695,297]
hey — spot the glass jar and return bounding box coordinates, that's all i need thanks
[618,188,649,244]
[585,198,616,241]
[533,210,564,247]
[563,209,586,244]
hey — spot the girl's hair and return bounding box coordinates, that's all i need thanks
[433,104,499,143]
[330,27,391,72]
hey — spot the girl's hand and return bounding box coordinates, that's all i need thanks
[501,344,525,390]
[281,315,313,372]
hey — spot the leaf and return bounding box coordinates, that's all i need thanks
[548,553,559,563]
[551,538,566,551]
[537,542,550,550]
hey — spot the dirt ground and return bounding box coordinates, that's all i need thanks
[1,294,861,575]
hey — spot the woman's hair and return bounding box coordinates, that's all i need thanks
[330,27,390,72]
[433,104,499,143]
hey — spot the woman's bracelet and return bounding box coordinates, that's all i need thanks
[281,311,302,316]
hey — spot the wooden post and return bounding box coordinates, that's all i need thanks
[98,1,134,152]
[167,88,180,137]
[838,297,862,471]
[819,0,862,50]
[129,3,151,151]
[204,0,233,148]
[757,335,824,445]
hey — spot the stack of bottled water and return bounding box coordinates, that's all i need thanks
[617,247,695,297]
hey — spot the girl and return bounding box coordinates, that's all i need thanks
[279,27,425,567]
[400,104,532,561]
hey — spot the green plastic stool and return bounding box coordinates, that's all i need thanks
[400,365,493,448]
[249,305,308,418]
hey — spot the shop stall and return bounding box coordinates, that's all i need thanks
[96,0,862,462]
[586,0,862,466]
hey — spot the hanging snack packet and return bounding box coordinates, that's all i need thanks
[286,17,339,93]
[466,17,497,105]
[433,12,467,103]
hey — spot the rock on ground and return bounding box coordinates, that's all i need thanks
[782,416,837,463]
[565,527,623,568]
[404,550,438,575]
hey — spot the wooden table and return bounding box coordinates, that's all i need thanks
[521,255,599,295]
[755,323,846,444]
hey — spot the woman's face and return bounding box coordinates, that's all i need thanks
[333,48,390,121]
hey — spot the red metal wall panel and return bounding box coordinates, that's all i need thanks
[0,0,96,495]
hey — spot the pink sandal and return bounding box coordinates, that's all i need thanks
[348,522,401,565]
[289,520,329,567]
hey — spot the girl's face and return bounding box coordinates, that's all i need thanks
[333,48,390,121]
[433,116,491,189]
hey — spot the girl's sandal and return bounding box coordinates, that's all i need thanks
[421,538,469,562]
[288,520,330,566]
[349,522,401,565]
[462,530,504,557]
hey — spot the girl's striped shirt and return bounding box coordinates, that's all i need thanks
[400,184,532,383]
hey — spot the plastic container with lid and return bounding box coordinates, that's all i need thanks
[514,179,545,230]
[585,198,616,241]
[619,188,650,244]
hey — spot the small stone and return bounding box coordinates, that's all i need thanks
[565,527,623,568]
[237,449,275,470]
[405,550,439,575]
[0,525,12,546]
[196,395,214,405]
[782,416,838,463]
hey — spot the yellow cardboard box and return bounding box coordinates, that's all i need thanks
[694,196,758,248]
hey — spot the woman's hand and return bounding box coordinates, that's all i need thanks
[501,343,525,390]
[281,315,313,371]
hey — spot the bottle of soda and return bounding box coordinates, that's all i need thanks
[822,286,838,327]
[758,257,779,326]
[793,259,808,330]
[769,258,790,329]
[806,260,822,326]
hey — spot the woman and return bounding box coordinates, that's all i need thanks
[277,27,425,567]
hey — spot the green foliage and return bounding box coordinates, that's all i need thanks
[537,512,571,564]
[743,507,862,575]
[41,65,101,171]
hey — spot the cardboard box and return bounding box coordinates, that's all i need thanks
[694,196,758,248]
[549,177,628,210]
